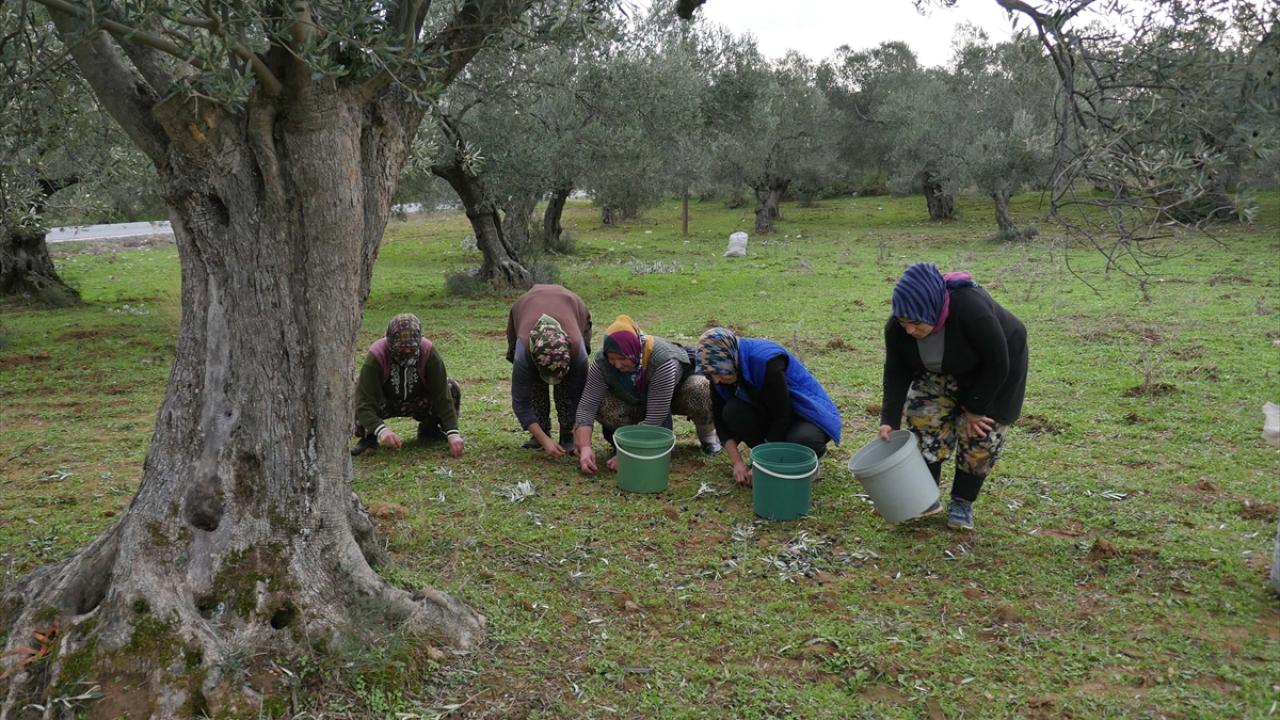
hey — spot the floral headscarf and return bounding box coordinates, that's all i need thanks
[386,313,423,364]
[529,314,571,385]
[696,327,739,376]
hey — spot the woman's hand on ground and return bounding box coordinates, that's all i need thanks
[541,438,566,459]
[579,447,597,475]
[732,462,752,486]
[448,435,464,458]
[606,455,618,472]
[379,430,403,449]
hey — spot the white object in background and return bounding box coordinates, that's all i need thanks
[725,231,749,257]
[1264,402,1280,449]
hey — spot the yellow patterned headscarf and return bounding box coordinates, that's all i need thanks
[602,314,656,390]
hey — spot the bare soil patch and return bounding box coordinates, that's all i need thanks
[1039,517,1086,539]
[1123,382,1176,398]
[1209,274,1252,285]
[1087,538,1120,560]
[0,352,51,370]
[1018,413,1068,435]
[1238,500,1277,521]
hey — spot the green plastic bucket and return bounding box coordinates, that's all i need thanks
[614,425,676,493]
[751,442,819,520]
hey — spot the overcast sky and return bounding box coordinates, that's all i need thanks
[689,1,1021,67]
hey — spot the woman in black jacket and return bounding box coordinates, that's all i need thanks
[878,263,1027,530]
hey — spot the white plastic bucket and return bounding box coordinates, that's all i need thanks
[848,430,939,523]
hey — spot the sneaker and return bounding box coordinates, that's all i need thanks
[417,423,448,444]
[912,500,943,519]
[947,498,975,530]
[521,437,541,450]
[700,439,723,455]
[351,434,378,457]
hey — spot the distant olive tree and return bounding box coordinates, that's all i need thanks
[579,13,704,225]
[820,42,930,203]
[951,33,1057,240]
[709,49,840,234]
[988,0,1279,274]
[0,8,149,305]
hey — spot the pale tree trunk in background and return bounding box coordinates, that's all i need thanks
[992,188,1019,239]
[752,177,787,234]
[543,185,571,248]
[922,167,955,221]
[767,184,786,220]
[501,192,538,255]
[753,185,772,234]
[681,187,689,237]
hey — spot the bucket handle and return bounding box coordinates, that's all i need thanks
[750,461,818,480]
[615,437,677,461]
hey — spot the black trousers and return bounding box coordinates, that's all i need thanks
[926,461,985,503]
[721,396,829,458]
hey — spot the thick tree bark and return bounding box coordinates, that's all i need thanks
[767,185,785,220]
[753,186,772,234]
[432,163,532,289]
[992,189,1019,239]
[431,119,531,289]
[0,226,81,306]
[542,185,571,249]
[0,87,483,717]
[747,184,768,233]
[752,178,787,235]
[500,192,538,255]
[922,168,955,222]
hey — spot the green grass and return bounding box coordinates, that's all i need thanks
[2,191,1279,719]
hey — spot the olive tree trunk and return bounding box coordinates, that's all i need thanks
[992,188,1020,240]
[0,0,527,711]
[1,83,484,718]
[681,188,689,237]
[0,226,81,306]
[432,118,531,289]
[752,177,787,235]
[922,168,955,221]
[542,185,571,249]
[500,192,538,256]
[1,178,82,306]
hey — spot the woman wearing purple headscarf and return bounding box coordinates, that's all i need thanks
[879,263,1027,530]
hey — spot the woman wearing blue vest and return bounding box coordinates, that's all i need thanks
[695,327,842,486]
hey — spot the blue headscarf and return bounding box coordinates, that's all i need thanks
[891,263,975,328]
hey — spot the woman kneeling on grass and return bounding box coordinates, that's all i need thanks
[879,262,1027,530]
[574,315,721,475]
[696,327,842,487]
